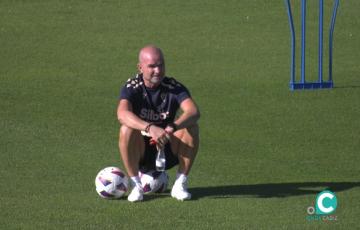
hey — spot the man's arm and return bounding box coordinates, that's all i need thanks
[166,98,200,133]
[117,99,148,131]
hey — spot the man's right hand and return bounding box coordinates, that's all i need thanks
[148,125,170,149]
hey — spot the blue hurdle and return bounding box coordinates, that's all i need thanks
[285,0,340,90]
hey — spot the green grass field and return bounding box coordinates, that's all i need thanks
[1,0,359,229]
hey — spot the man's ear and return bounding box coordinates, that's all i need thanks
[137,63,142,73]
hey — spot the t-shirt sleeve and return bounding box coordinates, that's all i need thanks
[119,85,135,103]
[175,83,191,104]
[119,85,139,106]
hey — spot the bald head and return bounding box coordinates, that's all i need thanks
[138,45,164,63]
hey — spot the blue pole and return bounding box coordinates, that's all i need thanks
[285,0,296,88]
[318,0,323,84]
[329,0,340,83]
[301,0,306,84]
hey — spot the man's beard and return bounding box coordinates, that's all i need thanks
[150,76,162,84]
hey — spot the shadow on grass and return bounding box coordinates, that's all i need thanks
[334,85,360,89]
[190,182,360,200]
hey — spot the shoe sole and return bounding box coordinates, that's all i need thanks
[171,193,191,201]
[128,199,143,202]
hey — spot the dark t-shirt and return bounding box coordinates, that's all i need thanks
[119,74,191,128]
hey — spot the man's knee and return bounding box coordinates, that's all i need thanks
[119,125,144,153]
[119,125,143,144]
[120,124,142,137]
[187,124,199,136]
[120,125,133,138]
[172,124,199,150]
[177,124,199,140]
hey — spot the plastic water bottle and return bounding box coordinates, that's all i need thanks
[156,148,166,171]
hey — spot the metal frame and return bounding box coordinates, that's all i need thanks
[285,0,340,90]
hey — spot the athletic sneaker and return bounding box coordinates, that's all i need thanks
[127,186,144,202]
[171,177,191,201]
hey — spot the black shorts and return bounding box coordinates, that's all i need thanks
[139,136,179,173]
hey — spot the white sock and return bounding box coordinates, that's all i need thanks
[130,176,142,189]
[176,173,188,183]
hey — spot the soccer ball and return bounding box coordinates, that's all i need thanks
[95,166,128,199]
[139,170,169,194]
